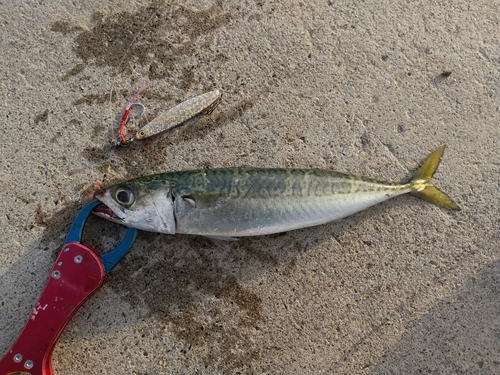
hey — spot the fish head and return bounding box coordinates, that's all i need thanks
[93,178,176,234]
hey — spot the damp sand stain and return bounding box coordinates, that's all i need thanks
[105,232,313,372]
[53,3,233,81]
[71,89,168,107]
[50,20,83,35]
[109,239,264,372]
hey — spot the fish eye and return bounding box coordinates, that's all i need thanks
[114,187,135,207]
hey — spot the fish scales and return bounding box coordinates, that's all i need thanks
[163,169,409,236]
[93,146,459,238]
[162,168,399,198]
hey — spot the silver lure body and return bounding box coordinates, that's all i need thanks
[135,90,221,140]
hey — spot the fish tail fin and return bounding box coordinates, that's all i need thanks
[409,145,460,210]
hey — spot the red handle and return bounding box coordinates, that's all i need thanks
[0,242,105,375]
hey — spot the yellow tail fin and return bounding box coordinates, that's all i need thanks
[410,145,460,210]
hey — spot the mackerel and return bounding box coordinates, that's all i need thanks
[93,146,459,237]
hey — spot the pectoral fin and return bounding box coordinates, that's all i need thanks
[177,191,220,209]
[204,235,238,250]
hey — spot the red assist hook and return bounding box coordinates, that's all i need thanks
[118,83,152,145]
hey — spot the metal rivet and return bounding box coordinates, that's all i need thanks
[57,261,62,266]
[13,353,22,363]
[74,255,83,264]
[64,247,70,252]
[52,270,61,279]
[24,360,34,369]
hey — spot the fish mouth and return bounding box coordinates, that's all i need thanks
[93,189,127,220]
[92,203,124,222]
